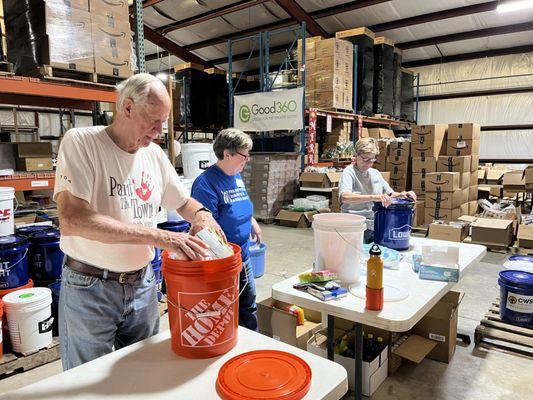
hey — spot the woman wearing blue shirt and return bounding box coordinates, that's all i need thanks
[191,128,261,330]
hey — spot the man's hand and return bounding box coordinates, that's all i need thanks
[374,194,392,208]
[158,230,210,260]
[250,218,262,244]
[189,210,226,241]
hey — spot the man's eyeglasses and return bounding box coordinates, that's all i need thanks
[235,151,250,161]
[358,154,377,163]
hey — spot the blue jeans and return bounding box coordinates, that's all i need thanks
[239,259,258,331]
[364,229,375,244]
[59,263,159,370]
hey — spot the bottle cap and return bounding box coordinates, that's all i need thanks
[369,244,382,256]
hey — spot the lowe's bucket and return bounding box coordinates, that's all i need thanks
[162,244,242,359]
[249,241,266,279]
[29,229,64,282]
[373,199,415,251]
[498,270,533,327]
[0,187,16,237]
[180,143,217,180]
[0,235,30,289]
[312,213,366,285]
[3,287,53,353]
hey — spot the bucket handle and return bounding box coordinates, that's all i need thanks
[164,261,250,319]
[0,248,29,271]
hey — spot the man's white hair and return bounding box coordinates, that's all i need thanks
[116,73,167,112]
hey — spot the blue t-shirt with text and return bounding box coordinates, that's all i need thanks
[191,165,253,261]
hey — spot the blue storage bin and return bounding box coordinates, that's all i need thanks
[249,241,267,279]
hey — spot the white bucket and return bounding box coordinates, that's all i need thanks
[3,287,53,354]
[312,213,366,285]
[181,143,217,180]
[0,187,15,237]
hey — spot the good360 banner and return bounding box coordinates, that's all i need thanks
[233,87,304,132]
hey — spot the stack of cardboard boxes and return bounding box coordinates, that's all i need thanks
[323,120,352,150]
[386,140,410,192]
[299,37,354,110]
[90,0,133,78]
[243,153,299,221]
[15,142,53,172]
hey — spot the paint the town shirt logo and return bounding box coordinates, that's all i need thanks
[109,171,156,220]
[178,284,237,348]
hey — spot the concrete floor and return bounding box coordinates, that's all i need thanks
[1,224,532,399]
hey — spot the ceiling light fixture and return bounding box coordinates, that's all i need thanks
[156,72,168,81]
[497,0,533,13]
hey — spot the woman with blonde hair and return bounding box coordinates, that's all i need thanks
[338,137,416,243]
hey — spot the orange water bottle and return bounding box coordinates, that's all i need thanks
[366,244,384,311]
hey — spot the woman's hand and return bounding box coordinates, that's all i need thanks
[250,218,262,244]
[374,194,392,208]
[400,191,417,201]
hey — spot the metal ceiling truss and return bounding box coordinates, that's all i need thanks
[274,0,328,37]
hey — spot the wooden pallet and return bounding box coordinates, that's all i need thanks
[37,65,122,87]
[373,113,394,120]
[0,61,13,74]
[474,300,533,358]
[0,338,60,377]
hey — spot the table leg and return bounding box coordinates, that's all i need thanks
[327,314,334,360]
[354,322,363,400]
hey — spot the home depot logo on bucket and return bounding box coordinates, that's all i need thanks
[179,286,236,347]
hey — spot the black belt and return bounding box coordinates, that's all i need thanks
[66,257,146,285]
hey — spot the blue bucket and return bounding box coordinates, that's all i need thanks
[151,259,163,302]
[157,220,190,233]
[498,270,533,327]
[373,199,415,251]
[15,225,53,237]
[29,229,64,282]
[249,241,267,279]
[0,235,30,289]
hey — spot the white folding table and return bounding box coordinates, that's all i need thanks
[1,328,348,400]
[272,237,487,400]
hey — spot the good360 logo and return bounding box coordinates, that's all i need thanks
[238,100,298,123]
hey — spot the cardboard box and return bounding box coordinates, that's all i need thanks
[381,171,390,184]
[524,165,533,190]
[257,298,322,350]
[16,157,53,172]
[308,329,388,396]
[377,140,389,156]
[412,173,428,192]
[447,123,480,140]
[517,224,533,248]
[468,200,479,216]
[413,291,464,363]
[436,156,471,173]
[425,190,462,209]
[477,169,487,183]
[413,200,425,227]
[94,44,132,78]
[411,124,447,145]
[446,139,480,156]
[374,156,386,171]
[425,207,461,224]
[486,168,507,184]
[389,169,408,181]
[470,155,479,172]
[469,185,478,201]
[390,176,407,192]
[470,218,514,247]
[428,221,469,242]
[411,142,445,158]
[275,209,317,228]
[299,172,342,188]
[461,188,469,204]
[470,172,478,187]
[89,0,129,17]
[457,172,469,189]
[412,157,436,174]
[425,172,460,192]
[15,142,52,158]
[503,170,525,192]
[368,128,395,139]
[388,141,410,159]
[460,202,469,217]
[418,246,460,283]
[386,156,409,172]
[478,184,502,198]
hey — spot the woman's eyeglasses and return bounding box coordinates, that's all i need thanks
[358,154,377,163]
[235,151,250,161]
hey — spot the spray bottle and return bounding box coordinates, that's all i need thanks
[366,244,384,311]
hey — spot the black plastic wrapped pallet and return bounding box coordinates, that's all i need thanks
[373,42,394,115]
[341,33,374,115]
[175,68,212,127]
[392,51,402,119]
[0,19,4,62]
[400,70,415,122]
[209,73,229,127]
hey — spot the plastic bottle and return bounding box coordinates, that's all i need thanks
[366,244,384,311]
[377,336,385,355]
[364,333,374,362]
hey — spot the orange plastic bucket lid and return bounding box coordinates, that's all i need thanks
[216,350,312,400]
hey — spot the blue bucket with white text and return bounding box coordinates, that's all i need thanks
[249,241,267,278]
[373,199,414,251]
[29,229,64,282]
[0,235,29,289]
[498,270,533,327]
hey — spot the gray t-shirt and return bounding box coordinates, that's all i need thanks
[338,165,393,230]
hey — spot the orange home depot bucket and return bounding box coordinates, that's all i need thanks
[162,244,243,359]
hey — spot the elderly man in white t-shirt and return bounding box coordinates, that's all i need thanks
[54,73,222,370]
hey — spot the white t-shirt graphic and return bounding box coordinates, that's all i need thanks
[54,126,189,272]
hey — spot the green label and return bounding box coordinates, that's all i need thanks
[238,105,251,123]
[19,293,34,299]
